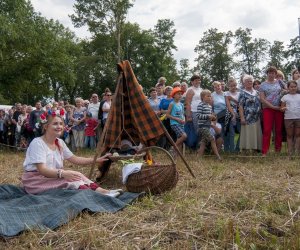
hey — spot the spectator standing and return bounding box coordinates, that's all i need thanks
[220,80,226,92]
[185,75,202,131]
[12,103,22,146]
[157,76,167,88]
[30,101,43,138]
[4,109,14,146]
[166,87,187,155]
[102,92,112,127]
[196,90,221,160]
[180,81,188,95]
[88,94,100,120]
[16,105,27,147]
[51,102,59,112]
[97,88,111,129]
[64,104,75,149]
[88,93,100,141]
[291,68,300,92]
[22,105,34,145]
[292,68,300,81]
[58,100,65,109]
[159,86,176,147]
[224,78,240,152]
[239,75,262,152]
[280,80,300,158]
[83,100,90,109]
[0,109,5,144]
[71,98,86,150]
[147,88,161,115]
[44,103,52,113]
[212,81,226,150]
[180,81,188,104]
[84,112,98,149]
[156,84,166,101]
[259,66,285,156]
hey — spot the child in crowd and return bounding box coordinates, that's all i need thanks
[84,112,98,149]
[210,120,223,153]
[63,104,74,148]
[196,90,222,160]
[166,87,187,156]
[224,77,240,152]
[280,80,300,159]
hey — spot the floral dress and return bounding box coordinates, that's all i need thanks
[239,89,261,125]
[238,89,262,150]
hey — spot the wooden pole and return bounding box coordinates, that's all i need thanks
[161,125,196,178]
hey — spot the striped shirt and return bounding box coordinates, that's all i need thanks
[196,102,212,128]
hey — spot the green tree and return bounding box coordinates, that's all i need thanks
[122,22,158,89]
[40,20,82,102]
[234,28,270,78]
[0,0,46,103]
[150,19,178,86]
[285,37,300,78]
[122,21,178,90]
[194,28,233,88]
[267,41,285,70]
[71,0,133,62]
[178,58,191,81]
[0,0,83,104]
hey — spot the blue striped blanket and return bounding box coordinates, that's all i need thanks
[0,185,141,237]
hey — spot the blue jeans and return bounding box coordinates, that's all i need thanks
[224,120,240,152]
[84,136,96,149]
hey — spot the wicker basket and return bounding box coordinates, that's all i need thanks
[125,146,178,194]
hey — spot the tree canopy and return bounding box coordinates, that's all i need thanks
[1,0,299,104]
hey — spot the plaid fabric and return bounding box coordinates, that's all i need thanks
[199,127,214,144]
[0,184,142,237]
[99,61,165,152]
[171,124,185,138]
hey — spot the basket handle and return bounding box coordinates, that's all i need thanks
[137,146,176,165]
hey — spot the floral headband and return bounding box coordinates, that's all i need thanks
[40,109,65,124]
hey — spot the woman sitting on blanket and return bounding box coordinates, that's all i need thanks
[21,111,122,197]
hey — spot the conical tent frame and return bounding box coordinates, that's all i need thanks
[89,61,195,179]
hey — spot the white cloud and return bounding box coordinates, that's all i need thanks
[31,0,300,67]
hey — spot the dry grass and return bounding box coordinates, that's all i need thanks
[1,147,300,249]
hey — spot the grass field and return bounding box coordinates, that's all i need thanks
[1,148,300,249]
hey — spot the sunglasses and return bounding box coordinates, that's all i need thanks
[106,94,112,96]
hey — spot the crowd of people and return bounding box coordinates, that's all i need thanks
[0,88,113,151]
[148,67,300,159]
[1,66,300,161]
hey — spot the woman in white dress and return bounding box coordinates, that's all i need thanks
[21,112,121,197]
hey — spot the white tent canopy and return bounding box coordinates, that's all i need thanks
[0,105,13,112]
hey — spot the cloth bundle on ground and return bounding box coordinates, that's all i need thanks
[0,185,141,238]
